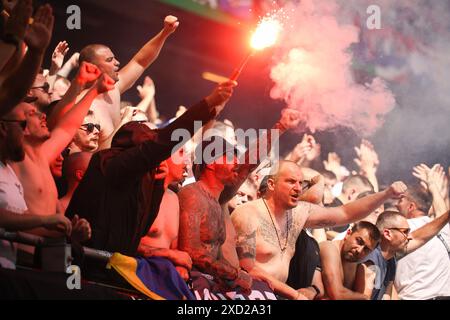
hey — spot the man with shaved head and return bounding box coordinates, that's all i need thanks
[357,210,450,300]
[50,16,180,150]
[232,160,407,299]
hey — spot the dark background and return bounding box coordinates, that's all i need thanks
[35,0,450,186]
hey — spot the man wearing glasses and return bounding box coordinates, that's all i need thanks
[358,209,450,300]
[25,73,52,112]
[68,110,101,154]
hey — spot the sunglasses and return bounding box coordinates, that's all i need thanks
[0,119,27,130]
[80,123,101,133]
[30,82,50,93]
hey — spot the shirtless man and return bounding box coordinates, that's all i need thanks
[319,221,380,300]
[50,16,180,150]
[178,137,255,294]
[231,160,406,299]
[138,147,193,281]
[8,65,114,241]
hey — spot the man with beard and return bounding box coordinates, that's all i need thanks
[232,161,407,299]
[319,221,381,300]
[178,137,255,296]
[8,67,114,245]
[0,108,71,269]
[49,16,180,150]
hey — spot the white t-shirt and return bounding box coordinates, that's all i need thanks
[0,162,28,269]
[394,216,450,300]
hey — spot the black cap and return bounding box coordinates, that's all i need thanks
[192,135,239,180]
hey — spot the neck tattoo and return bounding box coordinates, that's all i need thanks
[263,199,290,254]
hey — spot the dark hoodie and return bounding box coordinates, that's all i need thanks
[66,99,217,256]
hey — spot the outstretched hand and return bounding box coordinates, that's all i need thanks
[4,0,32,40]
[354,139,379,175]
[137,76,155,99]
[52,41,70,69]
[24,4,54,53]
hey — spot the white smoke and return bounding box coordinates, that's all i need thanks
[269,0,396,136]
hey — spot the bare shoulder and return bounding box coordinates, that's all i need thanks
[178,183,202,200]
[230,199,261,221]
[319,240,338,253]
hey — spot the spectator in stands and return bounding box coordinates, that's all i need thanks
[393,169,450,299]
[320,221,381,300]
[231,160,406,299]
[0,102,71,269]
[66,81,236,259]
[358,210,450,300]
[138,148,192,281]
[51,16,180,150]
[68,110,100,154]
[8,64,114,244]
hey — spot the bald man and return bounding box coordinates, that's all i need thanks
[49,16,179,150]
[231,160,407,300]
[58,152,93,214]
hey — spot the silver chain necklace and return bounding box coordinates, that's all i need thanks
[262,199,290,254]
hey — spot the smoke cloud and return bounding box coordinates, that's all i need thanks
[269,0,396,136]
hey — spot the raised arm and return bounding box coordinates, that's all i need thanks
[299,167,324,205]
[0,0,32,71]
[103,81,236,185]
[220,108,301,204]
[47,62,101,129]
[413,164,449,218]
[42,73,115,163]
[354,140,380,192]
[403,210,450,254]
[320,241,369,300]
[306,182,407,229]
[118,16,179,94]
[0,3,52,117]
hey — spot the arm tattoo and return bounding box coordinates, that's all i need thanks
[236,230,257,260]
[179,186,237,281]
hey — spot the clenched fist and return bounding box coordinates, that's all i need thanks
[76,62,101,87]
[163,15,179,34]
[386,181,407,199]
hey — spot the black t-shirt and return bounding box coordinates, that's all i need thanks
[287,230,321,289]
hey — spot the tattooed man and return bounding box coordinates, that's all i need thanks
[178,137,254,294]
[231,160,407,299]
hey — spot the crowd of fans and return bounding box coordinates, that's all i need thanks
[0,0,449,300]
